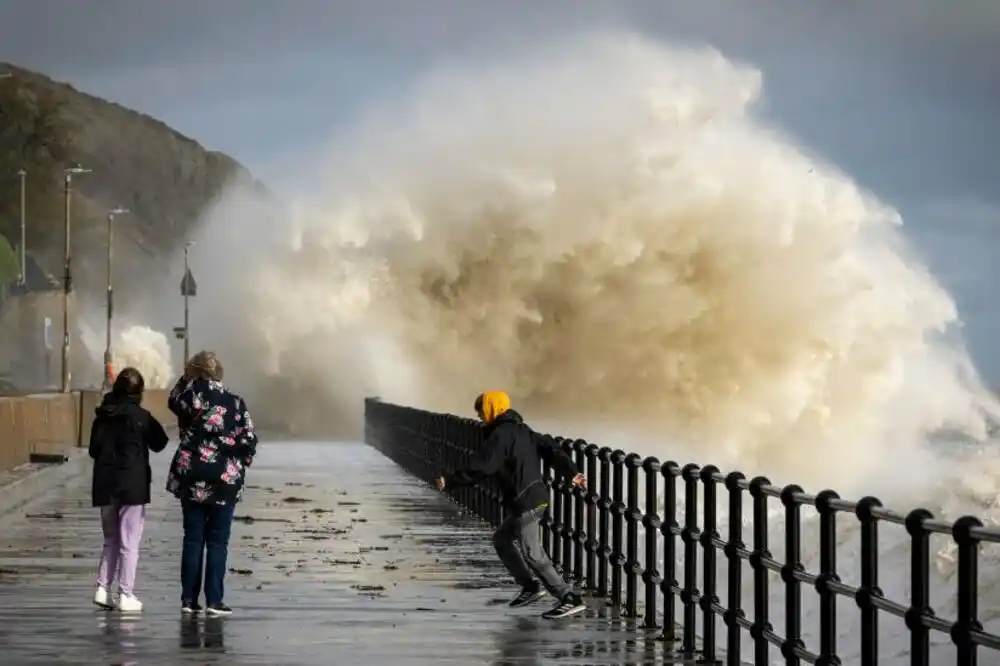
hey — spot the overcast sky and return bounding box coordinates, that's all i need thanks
[3,0,1000,377]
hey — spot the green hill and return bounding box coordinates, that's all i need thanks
[0,62,270,306]
[0,235,17,285]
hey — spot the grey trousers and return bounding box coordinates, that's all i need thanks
[492,507,572,600]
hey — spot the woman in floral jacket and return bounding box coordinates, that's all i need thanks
[166,350,258,617]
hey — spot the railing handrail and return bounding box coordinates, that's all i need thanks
[363,397,1000,665]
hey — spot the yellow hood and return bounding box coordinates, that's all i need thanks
[476,390,510,423]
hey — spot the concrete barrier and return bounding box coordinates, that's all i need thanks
[142,388,172,423]
[0,397,29,471]
[0,388,174,472]
[24,392,80,456]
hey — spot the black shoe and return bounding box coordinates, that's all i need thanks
[508,585,548,608]
[541,593,587,620]
[181,600,202,614]
[205,602,232,616]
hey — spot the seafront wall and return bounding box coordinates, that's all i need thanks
[0,389,172,470]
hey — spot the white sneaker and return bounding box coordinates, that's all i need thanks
[117,593,143,612]
[93,586,114,609]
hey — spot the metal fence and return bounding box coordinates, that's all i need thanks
[364,398,1000,666]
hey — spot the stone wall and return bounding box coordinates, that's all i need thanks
[0,388,173,471]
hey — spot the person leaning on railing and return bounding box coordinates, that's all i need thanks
[435,390,588,620]
[165,351,258,617]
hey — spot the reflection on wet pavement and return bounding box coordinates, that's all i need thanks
[0,441,694,664]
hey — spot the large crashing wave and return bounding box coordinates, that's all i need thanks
[192,32,999,500]
[79,322,173,389]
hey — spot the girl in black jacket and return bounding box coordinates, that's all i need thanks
[89,367,169,612]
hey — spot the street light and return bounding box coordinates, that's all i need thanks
[181,240,196,365]
[62,166,91,392]
[103,207,129,391]
[17,169,25,286]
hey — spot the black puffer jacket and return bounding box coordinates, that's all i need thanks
[89,392,169,506]
[445,410,579,514]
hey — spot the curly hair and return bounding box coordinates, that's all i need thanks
[185,350,224,382]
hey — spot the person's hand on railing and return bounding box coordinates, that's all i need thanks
[435,476,447,491]
[571,473,586,488]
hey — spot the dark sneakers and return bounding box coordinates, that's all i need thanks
[181,600,203,614]
[541,593,587,620]
[509,585,548,608]
[205,602,233,616]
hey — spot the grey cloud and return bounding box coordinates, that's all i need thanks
[3,1,997,77]
[2,0,1000,375]
[3,0,998,211]
[0,0,624,72]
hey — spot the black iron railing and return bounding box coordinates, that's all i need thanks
[364,398,1000,666]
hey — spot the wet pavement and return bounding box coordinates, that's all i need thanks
[0,441,696,665]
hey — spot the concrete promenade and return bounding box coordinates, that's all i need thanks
[0,441,694,665]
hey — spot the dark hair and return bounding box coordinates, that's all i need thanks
[112,367,145,398]
[474,394,484,414]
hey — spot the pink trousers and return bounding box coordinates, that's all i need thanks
[96,502,146,596]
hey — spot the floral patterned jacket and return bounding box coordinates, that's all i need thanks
[165,377,258,506]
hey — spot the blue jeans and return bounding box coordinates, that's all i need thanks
[181,500,236,605]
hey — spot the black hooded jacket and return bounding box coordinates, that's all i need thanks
[444,410,580,514]
[89,392,169,507]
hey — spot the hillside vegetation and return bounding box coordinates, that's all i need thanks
[0,62,267,304]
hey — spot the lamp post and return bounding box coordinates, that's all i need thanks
[17,168,25,286]
[103,207,128,391]
[181,240,196,364]
[61,166,91,392]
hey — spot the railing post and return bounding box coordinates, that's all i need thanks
[780,484,805,666]
[905,509,934,666]
[661,461,681,642]
[541,454,553,557]
[624,452,643,617]
[952,515,983,666]
[462,421,476,513]
[467,423,477,514]
[597,447,613,598]
[448,419,459,501]
[448,426,462,503]
[854,496,882,666]
[573,440,588,583]
[699,465,721,664]
[679,463,701,656]
[454,420,473,515]
[561,439,574,579]
[476,423,494,524]
[642,456,662,629]
[551,442,564,570]
[584,444,600,592]
[815,490,842,666]
[748,476,772,666]
[724,472,745,666]
[610,450,627,606]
